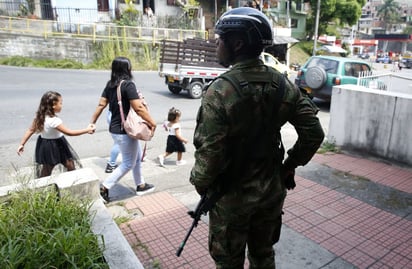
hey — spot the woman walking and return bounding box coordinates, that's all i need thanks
[89,57,157,203]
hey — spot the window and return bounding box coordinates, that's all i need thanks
[307,58,338,74]
[291,19,298,28]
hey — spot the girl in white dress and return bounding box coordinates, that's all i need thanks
[158,107,188,166]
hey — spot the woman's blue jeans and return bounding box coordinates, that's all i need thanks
[103,133,144,189]
[106,111,120,166]
[108,133,120,166]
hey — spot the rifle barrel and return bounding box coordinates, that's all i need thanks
[176,219,197,257]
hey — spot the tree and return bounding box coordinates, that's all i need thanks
[376,0,401,33]
[403,26,412,35]
[305,0,365,39]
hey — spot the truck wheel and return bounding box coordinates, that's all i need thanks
[188,81,204,99]
[305,66,327,90]
[168,85,182,94]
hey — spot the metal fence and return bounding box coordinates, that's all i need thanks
[0,15,208,43]
[358,70,412,94]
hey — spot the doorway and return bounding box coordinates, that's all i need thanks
[143,0,155,14]
[97,0,109,11]
[40,0,53,20]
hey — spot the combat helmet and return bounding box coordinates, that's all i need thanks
[215,7,273,47]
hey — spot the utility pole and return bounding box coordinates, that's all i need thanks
[312,0,321,56]
[215,0,217,23]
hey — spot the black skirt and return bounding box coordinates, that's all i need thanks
[35,136,82,177]
[166,135,186,153]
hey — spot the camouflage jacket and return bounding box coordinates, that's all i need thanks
[190,58,324,194]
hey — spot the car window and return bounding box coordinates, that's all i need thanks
[344,63,355,76]
[344,62,370,77]
[307,58,338,74]
[264,54,277,65]
[361,64,370,72]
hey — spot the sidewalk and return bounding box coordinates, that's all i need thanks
[113,152,411,269]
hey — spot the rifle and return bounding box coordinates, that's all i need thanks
[176,191,222,257]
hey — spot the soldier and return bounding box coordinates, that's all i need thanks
[190,7,325,269]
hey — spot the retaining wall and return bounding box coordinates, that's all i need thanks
[0,32,94,63]
[328,85,412,166]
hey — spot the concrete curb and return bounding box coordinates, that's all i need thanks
[91,199,144,269]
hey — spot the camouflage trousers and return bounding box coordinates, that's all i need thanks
[208,190,286,269]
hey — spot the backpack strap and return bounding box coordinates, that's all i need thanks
[220,67,285,120]
[219,67,286,161]
[116,80,126,130]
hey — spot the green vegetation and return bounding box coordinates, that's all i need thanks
[117,0,140,26]
[91,36,134,69]
[290,41,311,66]
[305,0,365,39]
[90,39,159,70]
[115,216,132,225]
[0,56,85,69]
[318,140,340,154]
[0,188,108,268]
[377,0,402,33]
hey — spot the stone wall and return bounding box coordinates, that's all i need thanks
[0,32,94,63]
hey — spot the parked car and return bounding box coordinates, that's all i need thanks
[358,53,370,59]
[259,52,291,77]
[375,55,392,64]
[294,55,377,101]
[402,58,412,69]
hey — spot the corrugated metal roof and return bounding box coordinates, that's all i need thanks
[273,36,299,44]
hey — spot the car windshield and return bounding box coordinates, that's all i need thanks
[307,58,338,74]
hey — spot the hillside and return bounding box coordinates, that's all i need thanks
[290,43,311,66]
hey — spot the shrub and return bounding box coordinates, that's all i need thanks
[0,188,108,268]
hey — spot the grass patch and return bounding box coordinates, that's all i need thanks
[290,41,311,66]
[318,140,340,154]
[0,188,108,268]
[0,56,85,69]
[114,215,132,225]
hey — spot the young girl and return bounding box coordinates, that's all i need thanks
[158,107,188,166]
[17,91,95,178]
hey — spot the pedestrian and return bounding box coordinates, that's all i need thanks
[145,6,154,18]
[105,110,120,173]
[89,56,157,203]
[189,7,324,268]
[17,91,95,178]
[157,107,188,166]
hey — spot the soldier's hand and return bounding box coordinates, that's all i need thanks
[195,185,207,195]
[281,167,296,190]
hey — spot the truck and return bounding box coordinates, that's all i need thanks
[158,38,290,99]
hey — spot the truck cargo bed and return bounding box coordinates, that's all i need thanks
[159,38,223,69]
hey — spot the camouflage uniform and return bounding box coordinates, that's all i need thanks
[190,58,324,269]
